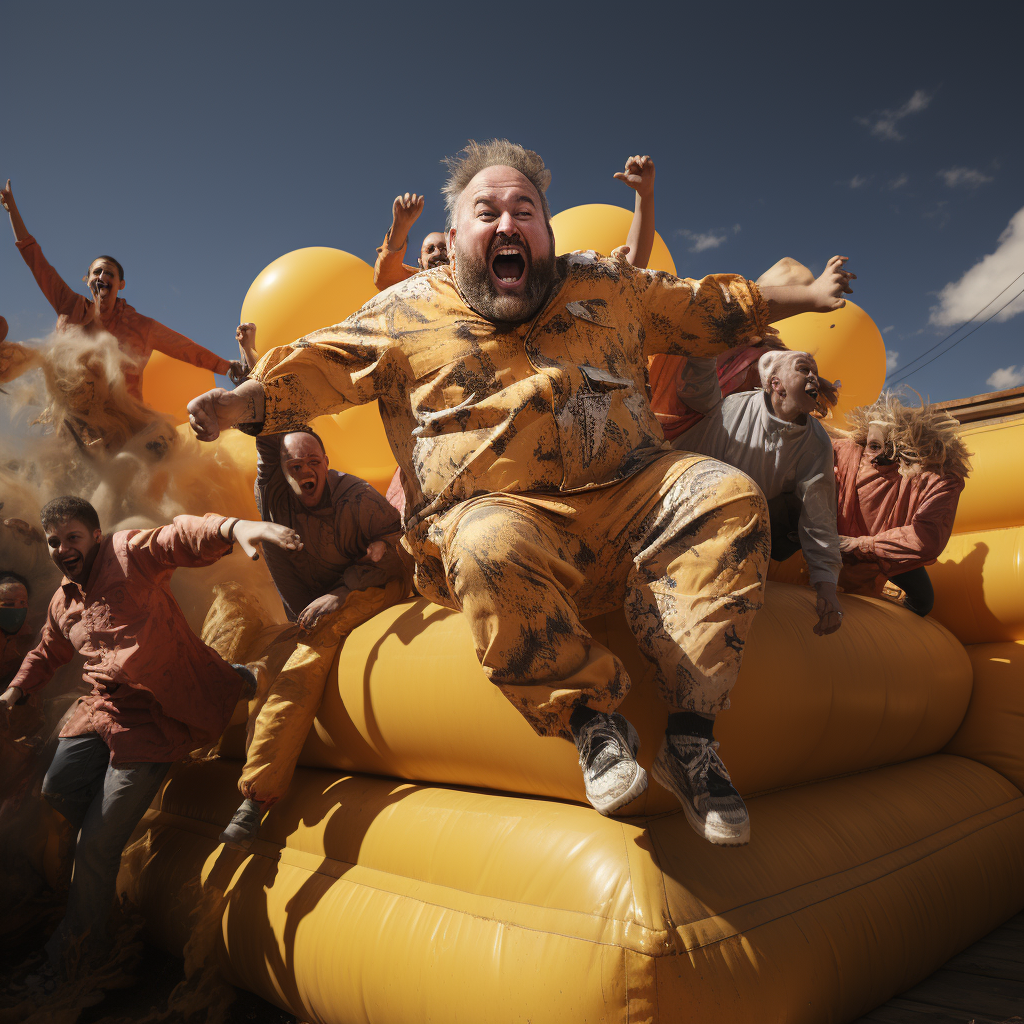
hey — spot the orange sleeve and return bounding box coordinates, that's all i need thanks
[135,312,231,374]
[373,232,419,291]
[15,236,91,323]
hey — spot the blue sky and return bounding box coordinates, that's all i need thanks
[2,2,1020,403]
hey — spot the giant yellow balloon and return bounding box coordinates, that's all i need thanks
[142,351,215,425]
[771,300,886,427]
[551,204,677,276]
[239,247,397,493]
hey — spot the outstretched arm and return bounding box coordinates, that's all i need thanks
[188,297,399,442]
[614,156,655,269]
[2,605,76,707]
[0,180,29,242]
[760,256,856,322]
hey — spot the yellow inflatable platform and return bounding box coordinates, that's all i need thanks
[117,238,1024,1024]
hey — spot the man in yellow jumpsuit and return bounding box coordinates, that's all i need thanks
[189,140,854,846]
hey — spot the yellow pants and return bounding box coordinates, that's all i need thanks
[239,576,407,805]
[414,452,769,740]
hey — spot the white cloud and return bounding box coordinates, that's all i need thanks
[882,325,895,333]
[885,350,899,372]
[987,366,1024,390]
[732,224,742,234]
[677,228,729,253]
[931,206,1024,326]
[939,167,993,188]
[848,175,869,189]
[888,174,909,190]
[857,90,932,141]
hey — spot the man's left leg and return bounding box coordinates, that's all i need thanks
[623,457,769,845]
[46,758,172,968]
[220,576,407,850]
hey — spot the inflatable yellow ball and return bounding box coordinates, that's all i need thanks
[551,204,677,276]
[771,300,886,428]
[238,247,397,494]
[142,352,214,425]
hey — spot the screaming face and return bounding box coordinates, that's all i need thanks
[46,518,103,585]
[449,166,557,325]
[85,258,123,311]
[281,432,329,508]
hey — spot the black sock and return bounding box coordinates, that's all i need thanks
[666,711,715,741]
[569,704,600,738]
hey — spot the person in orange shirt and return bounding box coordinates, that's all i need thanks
[373,192,448,291]
[0,180,243,402]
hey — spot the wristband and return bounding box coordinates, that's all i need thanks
[224,517,240,543]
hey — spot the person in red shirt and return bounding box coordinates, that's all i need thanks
[833,394,972,614]
[373,192,448,291]
[0,496,300,979]
[0,180,243,401]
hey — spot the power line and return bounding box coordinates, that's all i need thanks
[886,281,1024,387]
[885,267,1024,382]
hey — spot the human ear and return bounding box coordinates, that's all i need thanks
[118,278,126,291]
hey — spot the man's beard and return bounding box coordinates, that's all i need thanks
[453,236,557,325]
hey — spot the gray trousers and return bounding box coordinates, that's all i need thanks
[40,734,171,966]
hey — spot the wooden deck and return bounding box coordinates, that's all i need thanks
[853,912,1024,1023]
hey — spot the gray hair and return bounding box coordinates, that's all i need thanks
[758,349,810,388]
[442,139,552,230]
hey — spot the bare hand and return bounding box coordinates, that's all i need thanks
[231,520,302,561]
[227,360,248,385]
[187,385,255,442]
[838,535,862,554]
[610,245,631,261]
[365,540,387,562]
[810,256,856,312]
[0,687,21,711]
[3,517,43,545]
[813,582,844,636]
[0,180,13,213]
[392,193,425,234]
[297,592,343,631]
[613,155,655,198]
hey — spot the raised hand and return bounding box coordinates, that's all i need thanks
[231,520,303,561]
[810,256,856,312]
[392,193,425,234]
[0,180,13,214]
[613,155,655,198]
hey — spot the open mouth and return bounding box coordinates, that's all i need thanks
[61,555,82,574]
[490,246,527,289]
[300,480,316,493]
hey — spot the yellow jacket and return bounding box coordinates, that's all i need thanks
[251,252,769,559]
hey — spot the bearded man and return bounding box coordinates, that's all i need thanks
[188,140,854,846]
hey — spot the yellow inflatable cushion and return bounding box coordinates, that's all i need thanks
[220,582,971,813]
[952,418,1024,535]
[120,755,1024,1024]
[930,525,1024,645]
[945,641,1024,791]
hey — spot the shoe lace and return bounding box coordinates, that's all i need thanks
[579,718,628,778]
[682,738,734,790]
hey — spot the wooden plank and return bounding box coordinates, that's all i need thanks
[945,947,1024,983]
[899,968,1024,1018]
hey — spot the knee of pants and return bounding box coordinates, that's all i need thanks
[72,825,125,875]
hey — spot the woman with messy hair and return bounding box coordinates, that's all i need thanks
[832,393,972,615]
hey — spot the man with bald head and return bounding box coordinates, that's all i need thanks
[217,322,410,849]
[191,141,855,847]
[373,191,448,291]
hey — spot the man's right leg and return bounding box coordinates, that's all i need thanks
[41,735,112,832]
[435,496,646,814]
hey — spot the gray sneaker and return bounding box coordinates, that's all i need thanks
[651,734,750,846]
[573,713,648,815]
[218,798,263,851]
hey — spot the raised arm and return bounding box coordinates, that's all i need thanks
[188,296,400,442]
[614,156,656,269]
[759,256,856,322]
[2,180,89,320]
[374,193,425,290]
[1,179,29,242]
